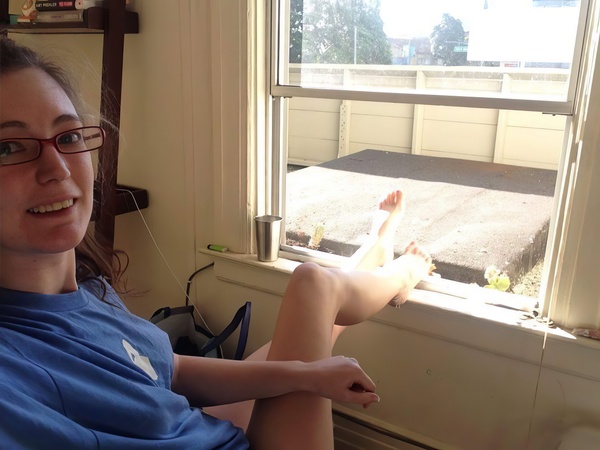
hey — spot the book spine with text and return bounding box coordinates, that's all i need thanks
[35,1,104,11]
[33,9,85,22]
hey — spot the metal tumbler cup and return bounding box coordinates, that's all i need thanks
[255,215,282,262]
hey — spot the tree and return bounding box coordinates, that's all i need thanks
[289,0,304,64]
[289,0,392,65]
[430,13,468,66]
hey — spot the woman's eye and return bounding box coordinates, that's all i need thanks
[57,131,83,146]
[0,141,27,157]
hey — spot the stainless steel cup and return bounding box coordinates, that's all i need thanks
[255,215,282,262]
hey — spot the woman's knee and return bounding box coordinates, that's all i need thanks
[288,262,335,297]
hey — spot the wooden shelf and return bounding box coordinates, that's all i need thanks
[92,183,148,221]
[115,184,149,215]
[0,7,138,34]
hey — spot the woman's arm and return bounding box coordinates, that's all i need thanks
[171,354,380,408]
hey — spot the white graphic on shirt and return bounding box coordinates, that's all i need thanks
[122,339,158,381]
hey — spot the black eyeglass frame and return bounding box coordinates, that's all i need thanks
[0,126,105,166]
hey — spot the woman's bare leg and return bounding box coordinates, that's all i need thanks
[204,190,404,430]
[343,189,404,271]
[245,193,431,449]
[205,190,407,430]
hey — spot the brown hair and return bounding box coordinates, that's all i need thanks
[0,36,127,291]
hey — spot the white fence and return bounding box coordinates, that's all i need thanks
[287,66,568,170]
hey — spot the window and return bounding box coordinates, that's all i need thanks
[269,0,594,316]
[199,10,600,445]
[274,0,585,111]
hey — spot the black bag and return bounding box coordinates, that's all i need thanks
[150,302,251,360]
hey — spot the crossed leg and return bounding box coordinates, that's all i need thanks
[343,189,405,271]
[207,190,431,449]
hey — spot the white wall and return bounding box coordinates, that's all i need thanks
[114,0,200,320]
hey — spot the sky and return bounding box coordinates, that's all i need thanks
[378,0,580,62]
[379,0,542,37]
[379,0,483,37]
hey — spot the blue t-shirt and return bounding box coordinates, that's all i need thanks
[0,279,249,449]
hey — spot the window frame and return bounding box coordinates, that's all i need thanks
[264,0,600,322]
[270,0,591,115]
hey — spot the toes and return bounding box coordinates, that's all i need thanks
[404,241,418,254]
[379,190,404,212]
[404,241,432,263]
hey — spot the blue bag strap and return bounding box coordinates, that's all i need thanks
[150,305,195,323]
[199,302,251,360]
[234,302,251,360]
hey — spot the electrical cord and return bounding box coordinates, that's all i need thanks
[115,187,215,333]
[185,262,215,307]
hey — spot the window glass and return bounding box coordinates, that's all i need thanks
[284,99,561,301]
[275,0,584,111]
[273,0,588,305]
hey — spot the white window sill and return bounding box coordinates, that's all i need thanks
[199,249,600,382]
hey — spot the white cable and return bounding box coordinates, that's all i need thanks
[115,187,214,333]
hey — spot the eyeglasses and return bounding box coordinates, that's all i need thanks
[0,126,105,166]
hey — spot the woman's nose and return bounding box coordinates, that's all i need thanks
[35,142,71,183]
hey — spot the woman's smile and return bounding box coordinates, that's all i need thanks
[28,198,75,214]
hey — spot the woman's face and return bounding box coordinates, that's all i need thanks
[0,68,94,259]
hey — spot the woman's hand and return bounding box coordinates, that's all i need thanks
[172,354,379,408]
[302,356,380,408]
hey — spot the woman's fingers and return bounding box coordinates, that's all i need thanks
[348,382,381,408]
[307,356,380,407]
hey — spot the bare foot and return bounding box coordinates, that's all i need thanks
[387,241,432,307]
[345,190,405,271]
[373,190,405,264]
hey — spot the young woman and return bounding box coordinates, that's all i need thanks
[0,37,432,449]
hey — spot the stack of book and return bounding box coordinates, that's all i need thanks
[33,0,107,23]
